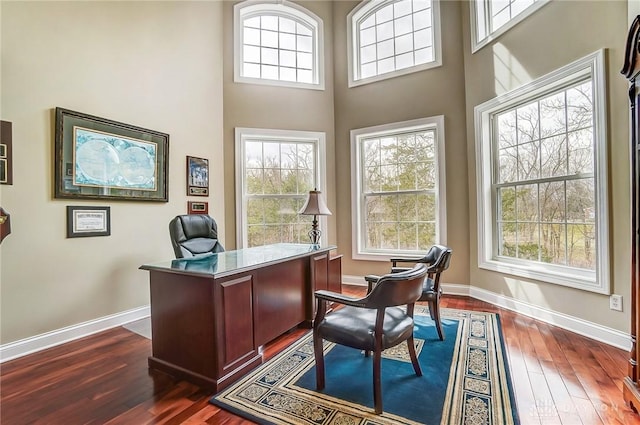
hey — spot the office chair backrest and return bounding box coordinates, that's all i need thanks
[428,245,452,274]
[169,214,224,258]
[365,264,428,309]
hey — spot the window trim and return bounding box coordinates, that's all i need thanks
[235,127,327,248]
[474,49,609,293]
[233,0,325,90]
[350,116,447,261]
[347,0,442,88]
[470,0,550,53]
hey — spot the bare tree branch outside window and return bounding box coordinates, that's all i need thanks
[495,80,596,270]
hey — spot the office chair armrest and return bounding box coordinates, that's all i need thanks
[364,274,381,294]
[390,256,423,267]
[390,267,412,274]
[389,257,422,263]
[364,274,380,283]
[314,290,367,308]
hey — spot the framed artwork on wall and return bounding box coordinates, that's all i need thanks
[66,206,111,238]
[54,107,169,202]
[1,120,13,185]
[187,156,209,196]
[188,201,208,215]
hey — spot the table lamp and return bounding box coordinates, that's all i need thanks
[299,188,331,245]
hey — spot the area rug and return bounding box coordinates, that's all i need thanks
[210,306,519,425]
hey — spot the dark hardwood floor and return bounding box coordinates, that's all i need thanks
[2,285,639,424]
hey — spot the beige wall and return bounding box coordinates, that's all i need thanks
[222,1,336,250]
[0,1,224,344]
[462,0,631,331]
[0,0,634,348]
[333,1,470,284]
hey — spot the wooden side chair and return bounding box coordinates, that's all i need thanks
[313,264,428,414]
[364,244,453,341]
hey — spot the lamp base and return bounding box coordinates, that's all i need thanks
[308,228,321,246]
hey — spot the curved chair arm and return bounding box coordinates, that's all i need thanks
[364,274,381,294]
[390,257,423,267]
[315,290,367,308]
[392,263,437,274]
[314,290,368,326]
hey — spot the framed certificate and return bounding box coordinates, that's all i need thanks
[66,206,111,238]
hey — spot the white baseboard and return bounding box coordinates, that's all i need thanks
[342,274,368,286]
[2,276,632,362]
[0,305,150,363]
[465,285,631,351]
[343,276,631,351]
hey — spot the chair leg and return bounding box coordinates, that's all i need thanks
[373,349,382,414]
[313,333,325,390]
[430,300,445,341]
[407,337,422,376]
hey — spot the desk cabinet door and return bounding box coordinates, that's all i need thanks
[255,259,306,345]
[216,275,256,376]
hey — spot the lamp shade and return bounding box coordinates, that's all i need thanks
[299,189,332,216]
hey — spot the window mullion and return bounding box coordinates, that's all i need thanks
[485,0,493,35]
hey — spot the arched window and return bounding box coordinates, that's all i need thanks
[348,0,441,87]
[234,0,324,90]
[471,0,549,52]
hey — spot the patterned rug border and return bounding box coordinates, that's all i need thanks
[211,307,519,425]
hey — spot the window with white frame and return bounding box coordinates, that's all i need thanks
[234,0,324,90]
[347,0,441,87]
[351,116,446,260]
[235,128,327,248]
[475,50,609,293]
[471,0,549,52]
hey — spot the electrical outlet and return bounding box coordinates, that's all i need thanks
[610,294,623,311]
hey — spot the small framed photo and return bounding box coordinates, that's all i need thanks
[187,156,209,196]
[1,121,12,185]
[0,159,6,184]
[66,206,111,238]
[188,201,208,215]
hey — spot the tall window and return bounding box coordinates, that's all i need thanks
[475,50,609,293]
[348,0,441,87]
[351,116,446,260]
[236,128,326,248]
[471,0,549,52]
[234,0,324,90]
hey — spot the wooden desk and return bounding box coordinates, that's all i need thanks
[140,243,341,392]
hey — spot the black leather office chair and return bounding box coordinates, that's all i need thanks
[364,244,452,341]
[169,214,224,258]
[313,264,428,414]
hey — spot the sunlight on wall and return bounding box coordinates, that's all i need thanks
[493,43,531,95]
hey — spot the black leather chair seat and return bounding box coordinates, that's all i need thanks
[316,306,414,351]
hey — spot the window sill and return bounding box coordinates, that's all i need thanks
[478,258,606,294]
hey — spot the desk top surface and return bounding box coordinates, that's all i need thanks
[140,243,336,278]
